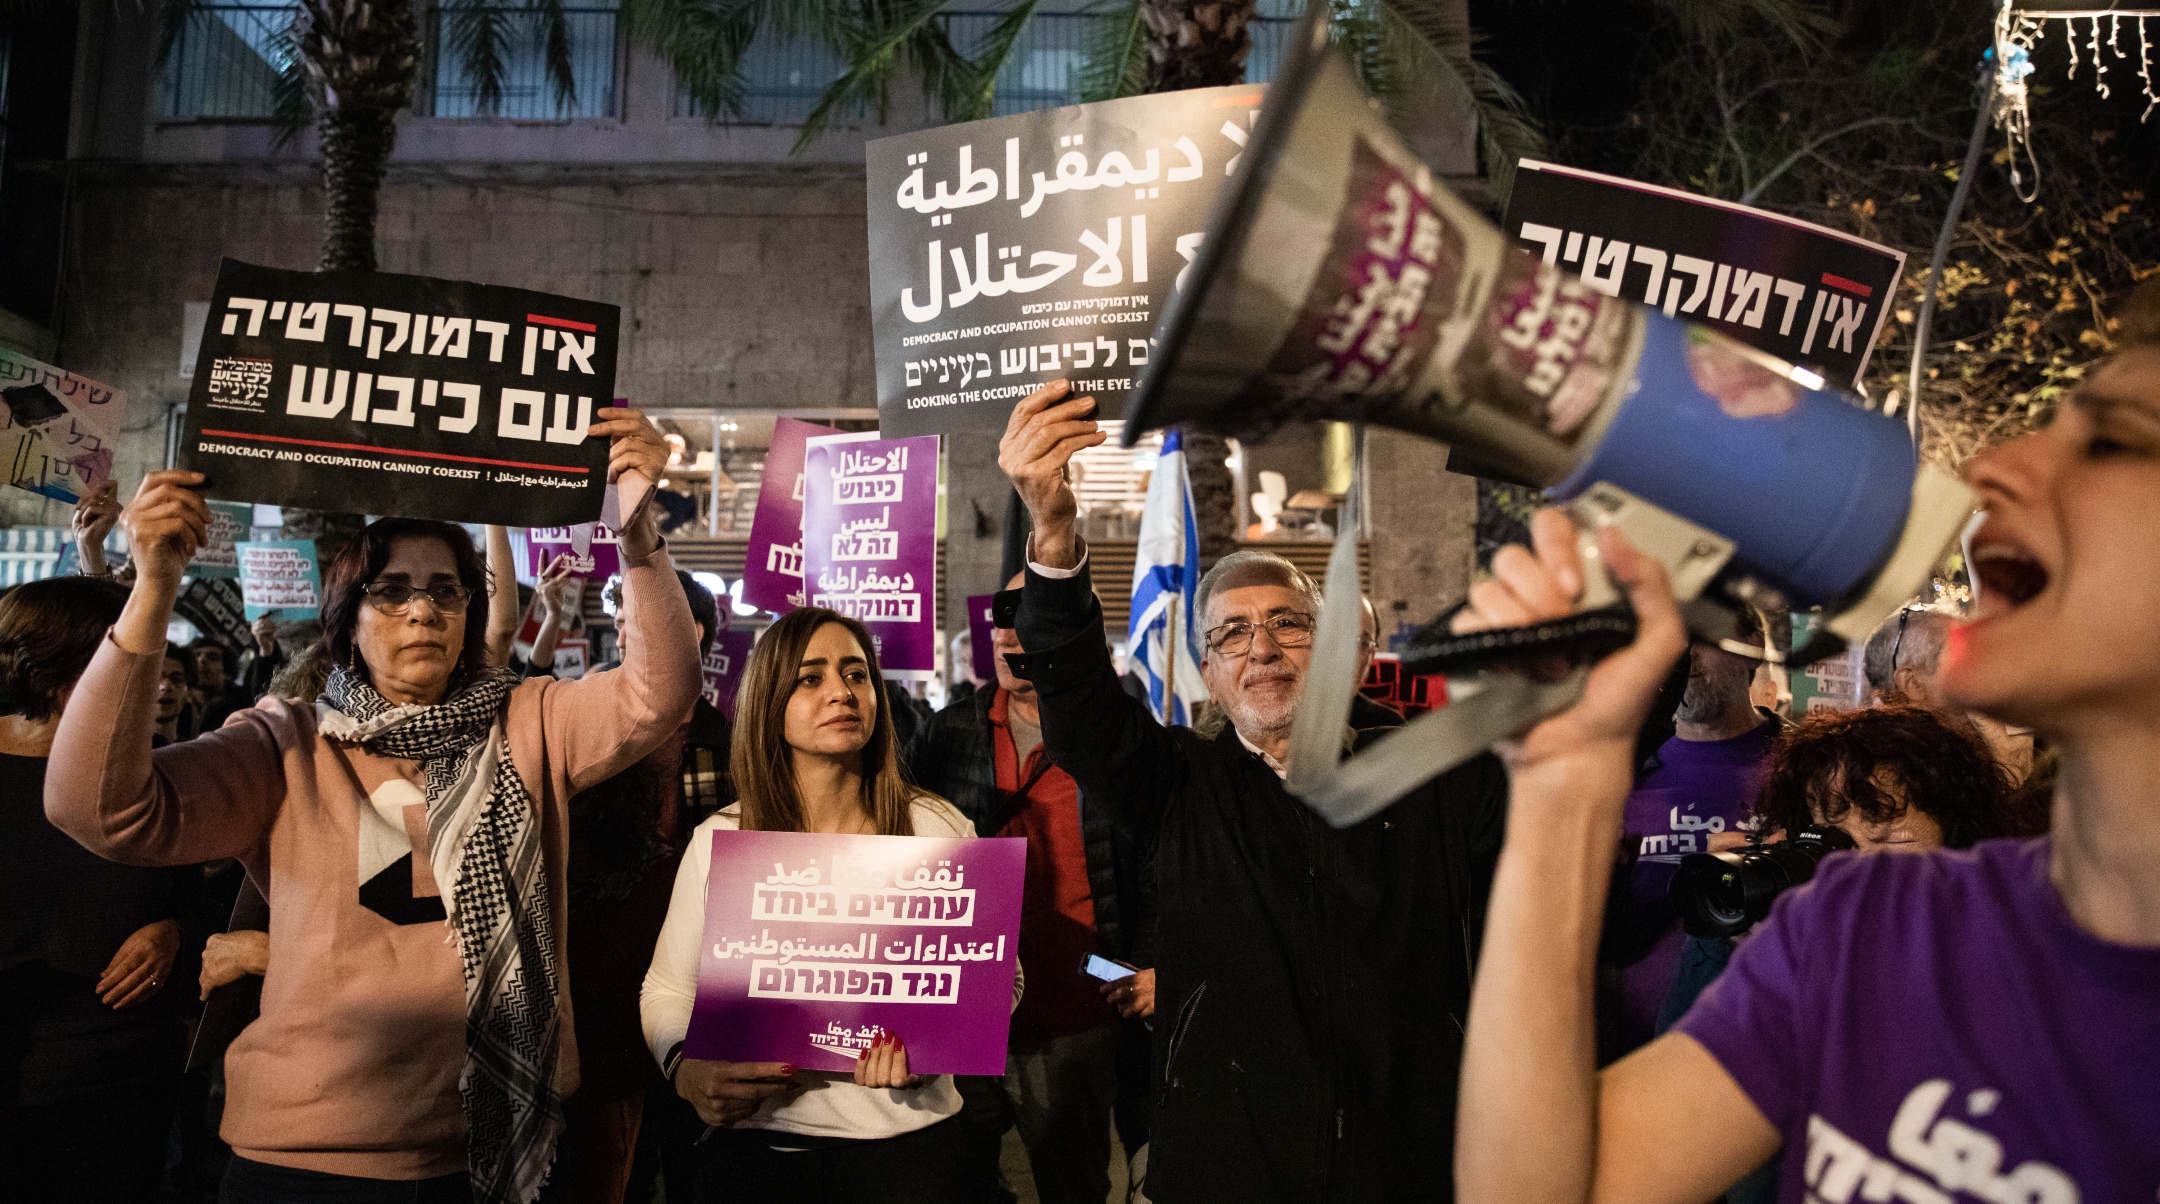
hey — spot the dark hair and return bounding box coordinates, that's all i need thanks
[1753,704,2011,850]
[0,576,131,720]
[730,607,923,836]
[162,642,199,689]
[319,518,489,686]
[675,569,717,658]
[188,636,228,659]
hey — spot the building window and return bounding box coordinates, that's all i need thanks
[428,0,621,119]
[157,0,298,119]
[673,33,860,124]
[688,9,1296,126]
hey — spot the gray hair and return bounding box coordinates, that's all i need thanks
[1195,550,1324,631]
[1862,606,1952,697]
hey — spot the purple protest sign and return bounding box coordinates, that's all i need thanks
[803,431,940,679]
[967,593,997,684]
[700,628,757,717]
[524,522,620,579]
[684,830,1024,1076]
[740,417,839,613]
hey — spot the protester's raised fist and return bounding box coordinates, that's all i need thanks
[120,470,211,583]
[71,480,120,545]
[590,406,668,559]
[535,554,577,618]
[673,1058,802,1127]
[997,381,1106,569]
[589,405,669,487]
[70,480,121,576]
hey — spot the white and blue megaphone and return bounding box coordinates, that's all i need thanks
[1119,3,1977,826]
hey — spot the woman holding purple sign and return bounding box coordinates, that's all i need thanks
[642,606,983,1204]
[42,407,703,1204]
[1451,329,2160,1201]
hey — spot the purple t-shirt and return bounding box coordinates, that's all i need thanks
[1677,836,2160,1204]
[1614,722,1777,1050]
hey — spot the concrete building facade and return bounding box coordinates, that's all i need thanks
[6,0,1486,645]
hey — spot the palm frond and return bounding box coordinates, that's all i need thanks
[268,12,315,149]
[536,0,580,115]
[948,0,1040,120]
[794,0,970,149]
[154,0,201,66]
[754,0,861,46]
[622,0,762,119]
[437,0,515,115]
[1365,0,1546,200]
[1077,0,1147,104]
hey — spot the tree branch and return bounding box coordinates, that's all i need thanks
[1740,115,1908,205]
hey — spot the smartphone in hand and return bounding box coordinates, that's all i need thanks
[1079,953,1137,983]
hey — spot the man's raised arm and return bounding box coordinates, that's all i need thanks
[1001,381,1185,845]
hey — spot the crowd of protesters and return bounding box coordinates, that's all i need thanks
[4,287,2157,1204]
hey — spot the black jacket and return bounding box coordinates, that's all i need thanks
[905,685,1157,966]
[1018,560,1508,1204]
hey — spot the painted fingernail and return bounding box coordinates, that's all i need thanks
[779,1064,796,1076]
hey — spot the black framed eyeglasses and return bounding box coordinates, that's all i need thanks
[991,588,1023,630]
[1204,611,1317,656]
[1889,604,1923,672]
[362,581,474,615]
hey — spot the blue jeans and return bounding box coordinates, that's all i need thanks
[220,1156,472,1204]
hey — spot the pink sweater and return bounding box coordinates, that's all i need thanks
[45,548,700,1180]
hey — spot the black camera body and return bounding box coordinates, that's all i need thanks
[1671,825,1858,940]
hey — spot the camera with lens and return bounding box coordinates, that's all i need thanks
[1671,826,1858,940]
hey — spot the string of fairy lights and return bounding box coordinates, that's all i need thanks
[1997,5,2160,201]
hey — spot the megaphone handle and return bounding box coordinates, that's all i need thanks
[1398,607,1639,678]
[1292,668,1591,829]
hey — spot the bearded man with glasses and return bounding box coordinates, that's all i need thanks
[997,381,1509,1204]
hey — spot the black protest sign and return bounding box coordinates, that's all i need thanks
[180,260,619,526]
[867,85,1264,437]
[175,576,253,662]
[1502,162,1905,388]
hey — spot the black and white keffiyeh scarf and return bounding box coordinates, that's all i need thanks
[320,666,562,1204]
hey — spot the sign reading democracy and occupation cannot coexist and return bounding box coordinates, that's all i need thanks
[685,829,1025,1076]
[180,259,619,526]
[802,431,939,678]
[1502,162,1905,388]
[866,85,1264,437]
[0,348,126,505]
[238,539,323,621]
[739,417,839,614]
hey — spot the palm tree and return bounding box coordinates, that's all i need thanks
[294,0,422,271]
[157,0,593,272]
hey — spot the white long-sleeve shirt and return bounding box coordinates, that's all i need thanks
[640,796,974,1140]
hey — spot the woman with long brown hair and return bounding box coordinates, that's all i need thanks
[642,606,979,1203]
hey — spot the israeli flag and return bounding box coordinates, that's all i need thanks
[1128,429,1208,725]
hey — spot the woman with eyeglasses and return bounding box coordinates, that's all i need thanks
[43,407,703,1204]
